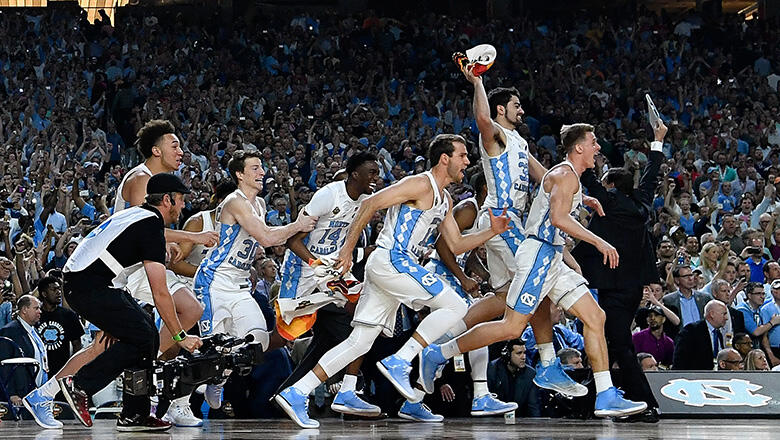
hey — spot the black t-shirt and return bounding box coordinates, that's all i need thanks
[65,204,166,287]
[36,306,84,375]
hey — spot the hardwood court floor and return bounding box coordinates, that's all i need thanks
[2,417,778,439]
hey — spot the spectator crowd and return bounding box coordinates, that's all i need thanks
[2,1,780,422]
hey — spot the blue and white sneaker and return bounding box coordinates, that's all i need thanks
[376,354,415,401]
[205,383,224,409]
[533,359,588,398]
[275,387,320,428]
[471,393,518,416]
[331,390,381,416]
[398,400,444,422]
[23,388,63,429]
[594,387,647,418]
[419,345,448,394]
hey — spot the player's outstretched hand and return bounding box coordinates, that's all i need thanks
[583,195,605,217]
[334,246,354,277]
[596,239,619,269]
[488,208,511,235]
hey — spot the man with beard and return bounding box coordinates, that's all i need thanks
[632,306,674,367]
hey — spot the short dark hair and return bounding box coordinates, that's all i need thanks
[212,180,238,208]
[227,150,263,183]
[604,167,634,195]
[487,87,520,120]
[38,276,60,292]
[557,347,582,365]
[560,123,595,155]
[428,134,466,166]
[146,193,175,206]
[345,151,377,175]
[135,119,176,159]
[745,281,764,296]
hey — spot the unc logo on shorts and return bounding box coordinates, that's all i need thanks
[520,292,536,308]
[421,273,438,287]
[661,379,771,407]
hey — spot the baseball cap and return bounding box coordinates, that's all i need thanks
[146,173,190,195]
[647,305,664,316]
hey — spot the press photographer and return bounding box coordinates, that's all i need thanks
[56,174,202,432]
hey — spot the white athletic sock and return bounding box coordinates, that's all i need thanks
[440,339,462,359]
[294,371,323,395]
[171,394,191,407]
[538,343,555,367]
[469,347,488,396]
[473,381,489,398]
[396,338,424,362]
[409,387,426,404]
[449,319,468,337]
[593,371,613,394]
[341,374,357,393]
[39,377,61,399]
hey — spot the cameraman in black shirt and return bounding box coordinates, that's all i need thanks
[57,174,202,432]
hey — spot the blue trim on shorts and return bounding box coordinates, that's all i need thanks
[428,259,471,305]
[389,248,444,296]
[490,208,525,256]
[194,224,241,335]
[510,239,559,314]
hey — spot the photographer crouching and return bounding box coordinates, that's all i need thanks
[58,174,202,432]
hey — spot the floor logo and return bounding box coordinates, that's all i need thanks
[661,378,772,407]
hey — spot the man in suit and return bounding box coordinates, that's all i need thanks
[0,295,48,408]
[709,278,746,339]
[672,300,729,370]
[662,266,713,339]
[571,121,668,418]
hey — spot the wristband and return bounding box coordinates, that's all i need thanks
[650,141,663,152]
[172,330,187,342]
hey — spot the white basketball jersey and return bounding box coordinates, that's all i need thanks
[303,180,368,257]
[196,190,264,288]
[376,172,450,259]
[525,160,583,246]
[480,124,530,211]
[185,210,216,268]
[114,163,153,212]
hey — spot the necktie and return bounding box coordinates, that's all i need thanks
[30,326,49,383]
[712,328,722,357]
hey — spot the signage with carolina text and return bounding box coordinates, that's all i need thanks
[646,371,780,417]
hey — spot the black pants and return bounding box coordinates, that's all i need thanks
[64,274,159,418]
[598,287,658,408]
[277,303,354,393]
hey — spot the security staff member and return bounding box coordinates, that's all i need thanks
[571,121,668,421]
[57,174,202,432]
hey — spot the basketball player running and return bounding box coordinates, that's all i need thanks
[396,172,517,422]
[432,65,603,399]
[159,179,237,426]
[194,150,316,409]
[422,124,647,418]
[276,152,382,417]
[274,134,511,428]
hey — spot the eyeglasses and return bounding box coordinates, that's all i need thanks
[677,274,694,278]
[721,359,744,365]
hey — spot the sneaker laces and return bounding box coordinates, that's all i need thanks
[177,403,197,419]
[419,403,434,414]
